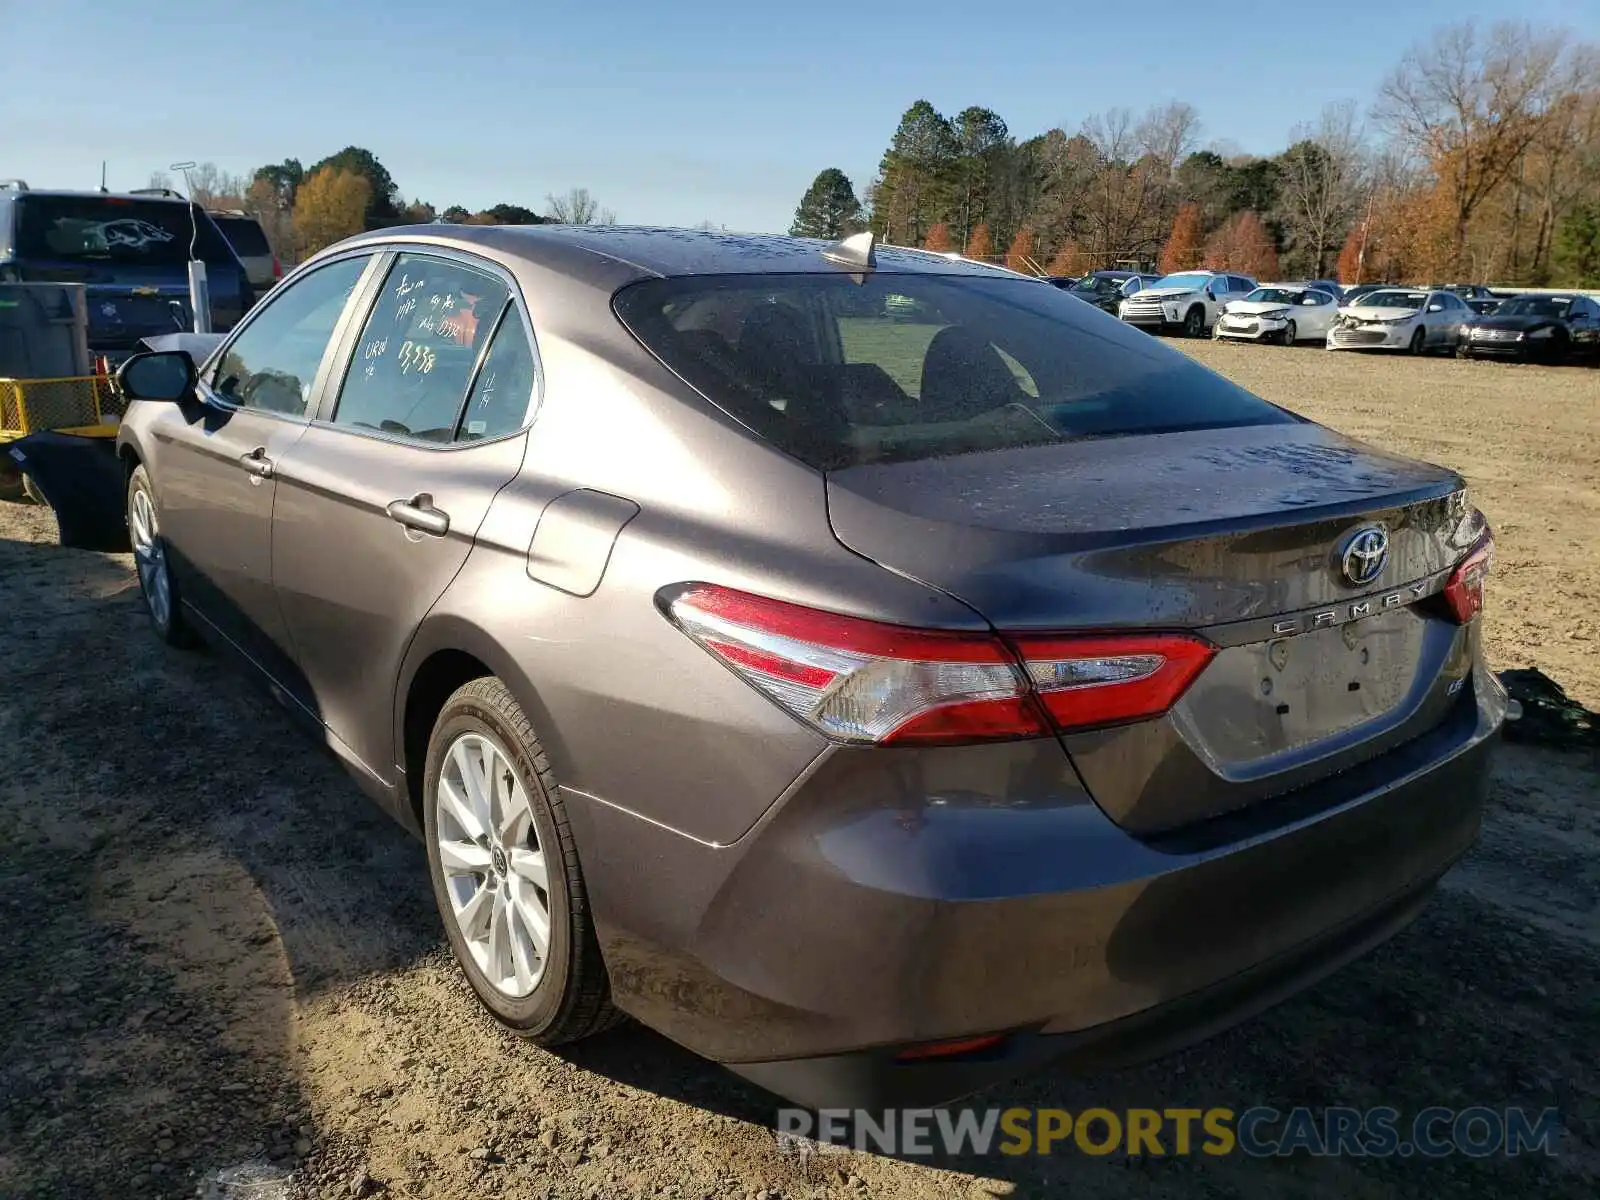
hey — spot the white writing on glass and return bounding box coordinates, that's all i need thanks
[397,340,437,375]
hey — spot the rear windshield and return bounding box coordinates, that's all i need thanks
[210,214,271,257]
[614,273,1297,470]
[15,196,238,266]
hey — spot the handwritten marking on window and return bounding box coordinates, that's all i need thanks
[396,297,417,321]
[394,273,427,297]
[397,341,437,375]
[362,337,388,360]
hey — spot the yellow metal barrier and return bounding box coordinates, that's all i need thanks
[0,375,124,442]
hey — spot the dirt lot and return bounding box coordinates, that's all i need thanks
[0,344,1596,1200]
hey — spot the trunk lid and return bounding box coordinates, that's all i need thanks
[826,422,1483,834]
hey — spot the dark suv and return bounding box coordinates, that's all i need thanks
[0,183,253,359]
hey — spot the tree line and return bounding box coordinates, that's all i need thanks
[152,150,617,264]
[789,20,1600,286]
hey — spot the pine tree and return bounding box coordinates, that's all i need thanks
[965,223,995,260]
[1160,204,1203,274]
[789,169,864,239]
[923,222,953,252]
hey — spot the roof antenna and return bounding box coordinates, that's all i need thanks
[99,161,108,193]
[821,230,876,271]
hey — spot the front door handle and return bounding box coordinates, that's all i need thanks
[239,447,274,479]
[387,493,450,536]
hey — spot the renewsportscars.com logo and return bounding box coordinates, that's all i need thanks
[776,1106,1562,1159]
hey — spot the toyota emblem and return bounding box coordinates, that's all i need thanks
[1339,526,1389,587]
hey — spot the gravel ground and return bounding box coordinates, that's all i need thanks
[0,344,1596,1200]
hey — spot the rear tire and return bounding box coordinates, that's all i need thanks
[126,465,195,647]
[423,677,622,1044]
[1184,306,1206,338]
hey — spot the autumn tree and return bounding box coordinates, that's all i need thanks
[1006,226,1037,273]
[293,168,371,256]
[1335,223,1369,284]
[1203,211,1280,278]
[1377,21,1583,274]
[965,223,994,259]
[243,177,295,264]
[305,147,398,227]
[789,168,863,238]
[1160,203,1204,272]
[1047,240,1084,275]
[923,222,953,252]
[252,159,304,208]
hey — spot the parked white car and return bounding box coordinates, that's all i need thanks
[1118,270,1256,337]
[1327,288,1472,354]
[1214,285,1341,345]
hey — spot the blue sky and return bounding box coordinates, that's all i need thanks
[8,0,1598,231]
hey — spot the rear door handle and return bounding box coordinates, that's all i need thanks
[239,447,274,479]
[387,493,450,536]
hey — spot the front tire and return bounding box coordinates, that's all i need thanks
[423,677,620,1043]
[1184,306,1206,338]
[1282,320,1297,346]
[1408,327,1427,355]
[126,465,195,647]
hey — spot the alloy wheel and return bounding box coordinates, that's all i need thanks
[435,732,552,999]
[129,486,172,629]
[1283,320,1297,346]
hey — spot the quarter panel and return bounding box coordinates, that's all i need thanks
[416,325,989,845]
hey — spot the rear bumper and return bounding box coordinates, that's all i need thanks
[565,669,1504,1108]
[731,874,1438,1109]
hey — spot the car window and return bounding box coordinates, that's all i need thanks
[210,256,369,416]
[1230,277,1252,294]
[331,253,510,443]
[211,215,271,257]
[16,195,239,267]
[458,309,538,441]
[615,272,1297,471]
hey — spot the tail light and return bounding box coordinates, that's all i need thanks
[272,257,283,280]
[663,584,1215,746]
[1442,533,1494,623]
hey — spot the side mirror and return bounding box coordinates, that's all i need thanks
[1427,303,1444,313]
[117,350,197,402]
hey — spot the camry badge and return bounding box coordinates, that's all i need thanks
[1340,526,1389,587]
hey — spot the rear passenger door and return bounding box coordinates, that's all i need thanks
[269,249,540,786]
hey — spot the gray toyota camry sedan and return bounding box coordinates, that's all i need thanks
[113,225,1505,1108]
